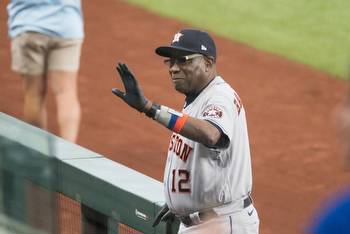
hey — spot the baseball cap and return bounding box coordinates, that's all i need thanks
[155,29,216,59]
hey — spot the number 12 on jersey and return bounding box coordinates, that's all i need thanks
[171,169,191,193]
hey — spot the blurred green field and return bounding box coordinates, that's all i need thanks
[125,0,350,79]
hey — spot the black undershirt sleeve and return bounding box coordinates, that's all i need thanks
[205,120,230,149]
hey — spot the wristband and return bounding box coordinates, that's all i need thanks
[154,105,189,133]
[172,114,189,133]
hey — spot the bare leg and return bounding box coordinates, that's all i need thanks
[22,74,48,129]
[48,70,81,142]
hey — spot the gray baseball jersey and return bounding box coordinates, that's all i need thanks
[164,76,253,216]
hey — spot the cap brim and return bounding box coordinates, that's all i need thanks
[155,46,197,58]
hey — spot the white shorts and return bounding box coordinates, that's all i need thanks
[11,32,83,76]
[178,204,259,234]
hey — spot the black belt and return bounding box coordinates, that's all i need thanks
[180,196,253,227]
[243,195,253,208]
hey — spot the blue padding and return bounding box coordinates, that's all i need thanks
[167,114,178,129]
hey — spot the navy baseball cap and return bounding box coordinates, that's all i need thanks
[155,29,216,59]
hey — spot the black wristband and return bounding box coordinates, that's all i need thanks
[145,102,161,119]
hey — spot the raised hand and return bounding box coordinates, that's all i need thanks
[112,63,148,112]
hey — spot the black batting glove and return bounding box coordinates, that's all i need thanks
[112,63,148,112]
[152,203,175,228]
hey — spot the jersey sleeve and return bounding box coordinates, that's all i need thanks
[200,90,241,143]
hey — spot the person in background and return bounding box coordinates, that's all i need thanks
[7,0,84,142]
[307,85,350,234]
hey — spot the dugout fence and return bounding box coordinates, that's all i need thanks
[0,112,179,234]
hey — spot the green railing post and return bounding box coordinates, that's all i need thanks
[0,139,27,223]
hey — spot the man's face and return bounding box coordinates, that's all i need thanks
[165,54,207,96]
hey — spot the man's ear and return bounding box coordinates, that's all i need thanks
[204,57,214,72]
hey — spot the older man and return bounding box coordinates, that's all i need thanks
[112,29,259,234]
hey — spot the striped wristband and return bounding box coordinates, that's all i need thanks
[146,103,188,133]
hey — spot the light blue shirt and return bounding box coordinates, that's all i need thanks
[7,0,84,39]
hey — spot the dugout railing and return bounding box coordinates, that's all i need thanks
[0,112,179,234]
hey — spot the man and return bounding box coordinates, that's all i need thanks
[7,0,84,142]
[112,28,260,234]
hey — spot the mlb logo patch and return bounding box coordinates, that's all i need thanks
[202,105,223,118]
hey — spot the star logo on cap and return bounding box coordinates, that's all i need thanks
[172,33,183,43]
[201,45,207,51]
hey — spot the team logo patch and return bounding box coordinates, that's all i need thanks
[202,105,223,118]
